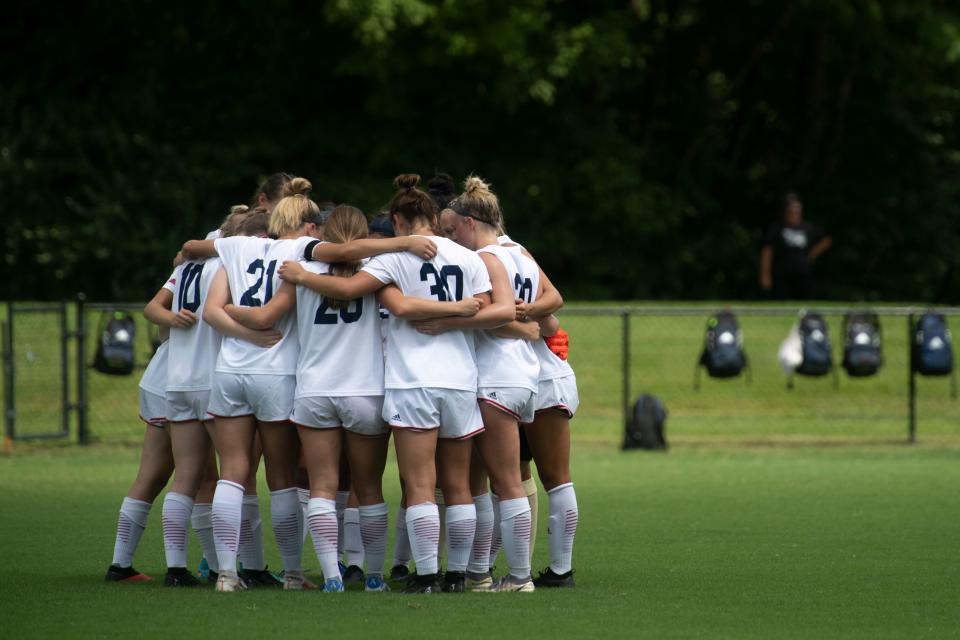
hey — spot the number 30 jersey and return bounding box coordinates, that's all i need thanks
[167,256,223,391]
[214,235,313,375]
[294,260,384,397]
[362,235,491,392]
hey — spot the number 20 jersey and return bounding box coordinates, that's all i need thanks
[214,235,313,375]
[294,260,384,397]
[167,256,223,391]
[362,236,491,392]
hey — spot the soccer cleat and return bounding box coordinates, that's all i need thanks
[402,573,440,594]
[465,570,494,592]
[105,564,152,583]
[342,564,365,587]
[322,578,345,593]
[207,570,219,585]
[215,572,246,592]
[441,571,465,593]
[283,571,316,591]
[491,574,535,592]
[364,575,390,592]
[197,557,210,580]
[389,564,410,582]
[239,567,283,588]
[338,560,348,577]
[533,567,575,588]
[164,567,202,587]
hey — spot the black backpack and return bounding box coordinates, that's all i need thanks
[795,312,832,376]
[695,311,748,389]
[842,312,882,377]
[93,310,136,375]
[912,312,953,376]
[623,394,668,451]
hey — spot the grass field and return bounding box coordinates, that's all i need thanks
[2,302,960,637]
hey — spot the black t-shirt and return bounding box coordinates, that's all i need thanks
[763,223,825,277]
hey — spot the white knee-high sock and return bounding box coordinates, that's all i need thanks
[468,493,494,574]
[238,494,266,571]
[445,503,477,573]
[523,477,539,563]
[111,497,151,567]
[212,480,245,576]
[499,497,532,580]
[488,492,502,569]
[307,497,340,580]
[162,492,194,568]
[406,502,440,576]
[359,502,388,578]
[270,488,303,574]
[392,506,411,568]
[547,483,578,574]
[298,488,310,543]
[343,507,365,568]
[335,491,349,556]
[191,503,219,573]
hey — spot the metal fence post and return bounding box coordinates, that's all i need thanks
[60,299,70,436]
[76,293,88,445]
[622,310,631,431]
[3,301,13,454]
[908,313,916,443]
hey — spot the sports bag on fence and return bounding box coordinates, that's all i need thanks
[695,311,748,389]
[842,311,882,377]
[623,394,668,451]
[93,310,136,375]
[912,312,953,376]
[795,312,832,377]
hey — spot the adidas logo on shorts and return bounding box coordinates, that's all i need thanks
[392,413,401,421]
[489,391,498,399]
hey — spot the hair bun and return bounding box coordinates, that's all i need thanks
[394,173,421,190]
[229,204,250,215]
[283,177,312,197]
[463,175,490,196]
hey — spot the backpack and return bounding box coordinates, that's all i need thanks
[696,312,747,386]
[795,312,832,377]
[623,394,668,451]
[93,310,136,375]
[912,312,953,376]
[842,312,882,377]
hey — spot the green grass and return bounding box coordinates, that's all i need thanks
[1,443,959,638]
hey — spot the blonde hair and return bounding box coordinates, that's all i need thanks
[219,204,249,238]
[269,177,319,237]
[323,205,369,309]
[447,175,502,229]
[239,206,270,236]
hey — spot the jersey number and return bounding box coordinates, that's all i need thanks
[239,259,278,307]
[178,263,204,313]
[514,273,534,304]
[314,297,363,324]
[420,264,464,301]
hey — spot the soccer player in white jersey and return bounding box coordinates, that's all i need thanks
[227,204,480,592]
[419,176,544,592]
[160,209,283,587]
[277,174,514,593]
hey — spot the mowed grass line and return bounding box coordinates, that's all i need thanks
[1,443,958,639]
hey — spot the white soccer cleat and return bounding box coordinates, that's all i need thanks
[492,574,535,593]
[215,572,246,592]
[465,570,494,592]
[283,571,316,590]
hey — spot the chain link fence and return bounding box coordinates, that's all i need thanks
[3,301,960,449]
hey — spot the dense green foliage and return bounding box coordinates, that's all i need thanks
[3,1,959,301]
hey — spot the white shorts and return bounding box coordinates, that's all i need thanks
[383,388,484,440]
[532,374,579,419]
[208,372,296,422]
[292,396,387,436]
[478,387,536,424]
[165,390,212,423]
[139,389,167,427]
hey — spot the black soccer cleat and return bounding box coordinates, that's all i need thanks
[533,567,575,588]
[239,566,283,588]
[402,572,440,594]
[206,569,219,585]
[164,567,202,587]
[105,564,152,583]
[342,564,365,587]
[441,571,465,593]
[389,564,410,582]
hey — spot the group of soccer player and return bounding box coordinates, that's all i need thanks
[104,171,580,593]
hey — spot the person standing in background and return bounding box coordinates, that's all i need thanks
[760,193,832,300]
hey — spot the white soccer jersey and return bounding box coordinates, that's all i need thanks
[167,256,223,391]
[362,235,491,391]
[475,244,539,390]
[214,235,313,374]
[138,270,178,395]
[510,247,574,381]
[294,260,384,397]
